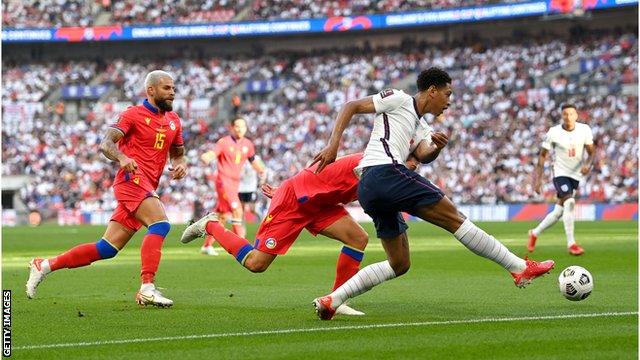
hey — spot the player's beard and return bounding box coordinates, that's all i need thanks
[156,97,173,112]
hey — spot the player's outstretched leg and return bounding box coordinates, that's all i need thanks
[453,218,554,287]
[528,204,564,252]
[182,213,254,265]
[26,239,119,299]
[415,197,555,287]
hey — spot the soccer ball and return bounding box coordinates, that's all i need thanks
[558,266,593,301]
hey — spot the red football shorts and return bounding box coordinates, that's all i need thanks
[254,180,348,255]
[215,176,241,214]
[111,180,159,232]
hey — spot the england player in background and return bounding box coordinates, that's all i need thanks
[310,67,555,320]
[529,104,595,256]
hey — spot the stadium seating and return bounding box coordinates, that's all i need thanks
[2,32,637,213]
[3,0,533,28]
[248,0,530,20]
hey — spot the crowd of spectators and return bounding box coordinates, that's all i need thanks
[3,0,535,28]
[2,0,101,28]
[109,0,245,25]
[3,61,97,103]
[2,32,637,215]
[249,0,529,20]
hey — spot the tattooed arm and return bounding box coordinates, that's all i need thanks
[100,128,137,172]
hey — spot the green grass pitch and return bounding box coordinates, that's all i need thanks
[2,220,637,359]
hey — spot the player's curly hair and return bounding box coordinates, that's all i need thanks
[561,103,577,110]
[416,67,451,91]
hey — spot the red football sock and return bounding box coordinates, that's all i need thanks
[333,246,365,290]
[203,234,216,247]
[206,221,250,257]
[140,234,164,284]
[49,243,101,271]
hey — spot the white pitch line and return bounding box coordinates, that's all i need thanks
[15,311,637,351]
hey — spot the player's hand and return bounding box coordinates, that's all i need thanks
[580,165,590,176]
[119,156,137,173]
[311,143,338,173]
[431,131,449,149]
[260,184,277,199]
[169,163,187,180]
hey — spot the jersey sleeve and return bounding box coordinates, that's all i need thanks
[541,129,553,150]
[372,89,406,114]
[110,110,135,136]
[172,118,184,147]
[584,125,594,146]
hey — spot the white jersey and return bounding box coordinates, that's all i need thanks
[238,161,258,193]
[541,122,593,181]
[357,89,432,170]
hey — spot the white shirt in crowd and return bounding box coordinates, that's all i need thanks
[238,160,259,193]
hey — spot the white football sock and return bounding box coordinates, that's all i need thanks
[41,259,52,274]
[328,260,396,308]
[140,283,155,292]
[532,204,564,236]
[454,219,526,273]
[563,198,576,246]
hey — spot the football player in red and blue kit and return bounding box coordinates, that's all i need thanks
[26,70,187,307]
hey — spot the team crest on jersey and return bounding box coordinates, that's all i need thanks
[380,89,394,98]
[265,214,273,223]
[169,121,176,130]
[265,238,277,249]
[144,117,151,125]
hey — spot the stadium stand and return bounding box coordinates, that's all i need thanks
[248,0,530,20]
[2,0,534,28]
[2,30,637,215]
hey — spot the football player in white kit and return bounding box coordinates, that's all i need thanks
[529,104,595,256]
[310,67,554,320]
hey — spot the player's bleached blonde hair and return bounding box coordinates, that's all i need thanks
[144,70,173,88]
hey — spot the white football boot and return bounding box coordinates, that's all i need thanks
[26,258,48,299]
[335,303,365,316]
[181,213,219,244]
[135,284,173,308]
